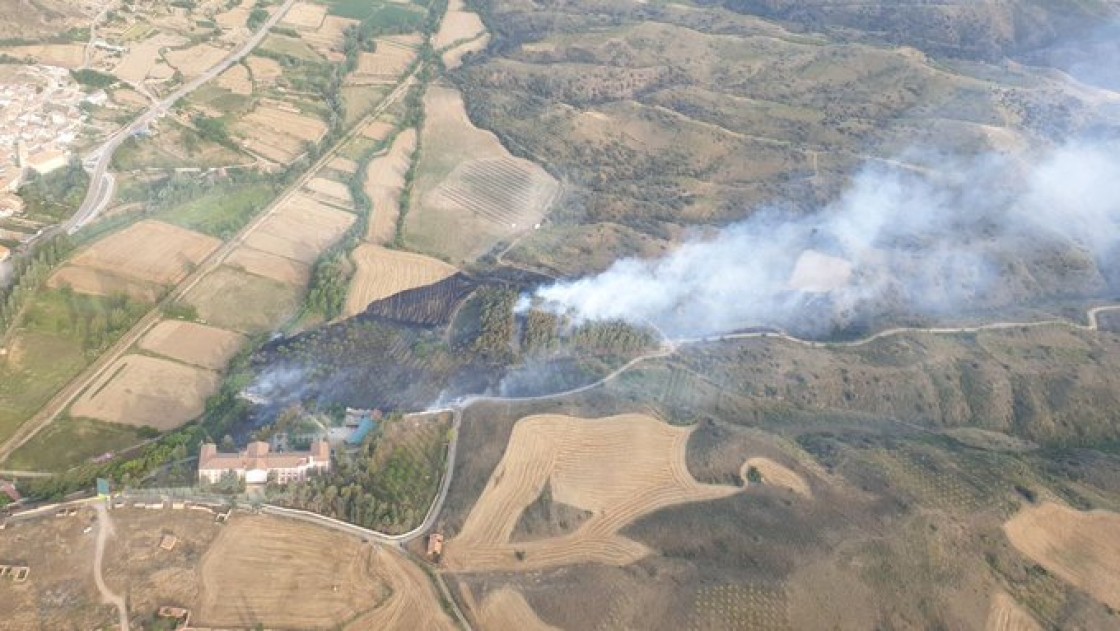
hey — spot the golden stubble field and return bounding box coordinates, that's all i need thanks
[70,354,221,430]
[344,244,458,317]
[1003,502,1120,611]
[432,0,485,50]
[442,413,741,572]
[407,85,558,264]
[473,586,561,631]
[366,128,416,244]
[241,191,355,264]
[137,319,246,370]
[234,104,329,164]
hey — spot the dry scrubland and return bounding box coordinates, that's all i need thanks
[345,245,458,316]
[71,354,221,429]
[443,413,740,572]
[365,128,417,243]
[234,104,329,164]
[50,220,220,301]
[1003,502,1120,611]
[198,514,454,630]
[742,457,811,497]
[137,320,246,370]
[408,86,558,263]
[986,591,1042,631]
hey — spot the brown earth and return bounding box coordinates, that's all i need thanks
[348,545,457,630]
[304,176,353,207]
[433,0,485,50]
[70,354,221,430]
[279,1,327,30]
[344,244,458,317]
[0,44,85,68]
[136,320,246,371]
[215,63,252,95]
[246,55,282,85]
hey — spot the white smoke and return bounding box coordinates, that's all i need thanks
[531,140,1120,338]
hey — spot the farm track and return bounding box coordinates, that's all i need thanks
[0,68,423,465]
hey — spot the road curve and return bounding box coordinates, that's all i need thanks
[67,0,299,234]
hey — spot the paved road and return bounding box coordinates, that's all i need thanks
[93,502,129,631]
[66,0,299,234]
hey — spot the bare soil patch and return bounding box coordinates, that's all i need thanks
[197,514,391,629]
[329,156,359,174]
[137,320,246,370]
[409,85,557,263]
[433,0,485,50]
[65,220,221,286]
[165,43,229,79]
[48,266,165,302]
[362,120,396,141]
[225,244,311,286]
[184,265,303,333]
[366,128,416,243]
[986,591,1042,631]
[71,354,221,430]
[345,244,458,316]
[1003,502,1120,610]
[442,413,740,572]
[242,192,355,264]
[215,63,252,95]
[742,457,811,498]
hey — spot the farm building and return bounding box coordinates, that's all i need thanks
[198,440,331,485]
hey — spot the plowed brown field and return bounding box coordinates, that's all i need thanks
[1003,502,1120,610]
[344,244,458,316]
[443,414,740,572]
[137,320,246,370]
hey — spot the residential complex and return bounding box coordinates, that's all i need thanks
[198,440,331,485]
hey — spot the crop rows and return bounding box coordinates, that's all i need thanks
[688,583,791,631]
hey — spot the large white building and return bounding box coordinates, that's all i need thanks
[198,440,331,485]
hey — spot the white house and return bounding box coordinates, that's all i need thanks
[198,440,331,485]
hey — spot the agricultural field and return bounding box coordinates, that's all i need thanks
[365,127,416,244]
[154,182,276,239]
[225,245,312,286]
[1003,502,1120,610]
[349,37,419,85]
[164,44,229,79]
[183,265,304,333]
[70,354,221,430]
[215,63,253,95]
[112,120,247,171]
[233,103,329,164]
[304,176,353,208]
[0,44,85,68]
[47,265,164,303]
[137,320,246,371]
[345,244,458,317]
[110,34,187,84]
[406,85,559,264]
[432,0,485,50]
[279,1,328,30]
[473,587,560,631]
[245,55,283,85]
[241,191,355,264]
[300,15,359,60]
[55,220,222,293]
[441,413,741,572]
[3,416,143,472]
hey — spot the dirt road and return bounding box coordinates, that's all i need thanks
[93,502,129,631]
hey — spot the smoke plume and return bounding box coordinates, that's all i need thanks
[531,139,1120,338]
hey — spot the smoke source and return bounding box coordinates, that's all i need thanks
[531,139,1120,339]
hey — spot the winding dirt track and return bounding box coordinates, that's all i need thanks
[93,502,129,631]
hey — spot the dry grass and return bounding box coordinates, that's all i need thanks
[184,265,303,333]
[242,192,355,264]
[408,85,558,264]
[1003,502,1120,610]
[165,43,229,78]
[986,591,1042,631]
[63,220,221,287]
[279,1,327,30]
[71,354,221,430]
[348,545,458,630]
[224,244,311,286]
[198,514,391,629]
[433,0,485,50]
[305,176,353,207]
[0,44,85,68]
[366,128,416,243]
[443,413,740,572]
[246,55,282,85]
[742,457,811,498]
[47,266,164,302]
[344,244,458,316]
[137,320,246,370]
[215,63,252,95]
[112,34,188,83]
[477,587,561,631]
[214,0,253,29]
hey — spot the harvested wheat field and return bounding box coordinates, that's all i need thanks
[279,1,326,30]
[71,354,220,429]
[65,220,221,286]
[47,265,164,302]
[215,63,252,95]
[349,39,417,84]
[985,591,1042,631]
[215,0,253,29]
[742,457,811,498]
[242,192,354,264]
[235,104,328,163]
[302,15,358,57]
[409,85,558,263]
[443,413,740,572]
[225,244,311,285]
[476,587,560,631]
[305,176,353,207]
[345,244,458,316]
[442,32,489,70]
[165,43,229,78]
[366,128,416,243]
[137,320,246,370]
[1003,502,1120,610]
[363,120,396,141]
[0,44,84,68]
[112,34,189,83]
[329,156,359,174]
[184,266,303,332]
[348,544,457,630]
[198,515,396,629]
[246,55,282,85]
[433,0,485,50]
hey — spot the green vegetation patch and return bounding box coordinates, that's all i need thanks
[153,181,275,239]
[5,417,143,472]
[17,159,89,223]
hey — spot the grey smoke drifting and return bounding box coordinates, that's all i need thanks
[531,140,1120,338]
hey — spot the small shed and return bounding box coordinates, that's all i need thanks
[96,478,111,499]
[426,533,445,559]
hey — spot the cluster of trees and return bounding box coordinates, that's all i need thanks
[472,287,518,362]
[18,157,89,222]
[0,235,73,334]
[191,114,233,148]
[247,7,269,30]
[69,69,117,89]
[28,288,149,355]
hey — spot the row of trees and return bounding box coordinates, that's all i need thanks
[0,235,73,335]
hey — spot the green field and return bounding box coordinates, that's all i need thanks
[4,417,144,472]
[155,182,276,239]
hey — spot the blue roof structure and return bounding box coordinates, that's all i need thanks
[346,418,377,446]
[96,478,110,498]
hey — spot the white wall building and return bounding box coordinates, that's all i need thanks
[198,440,331,485]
